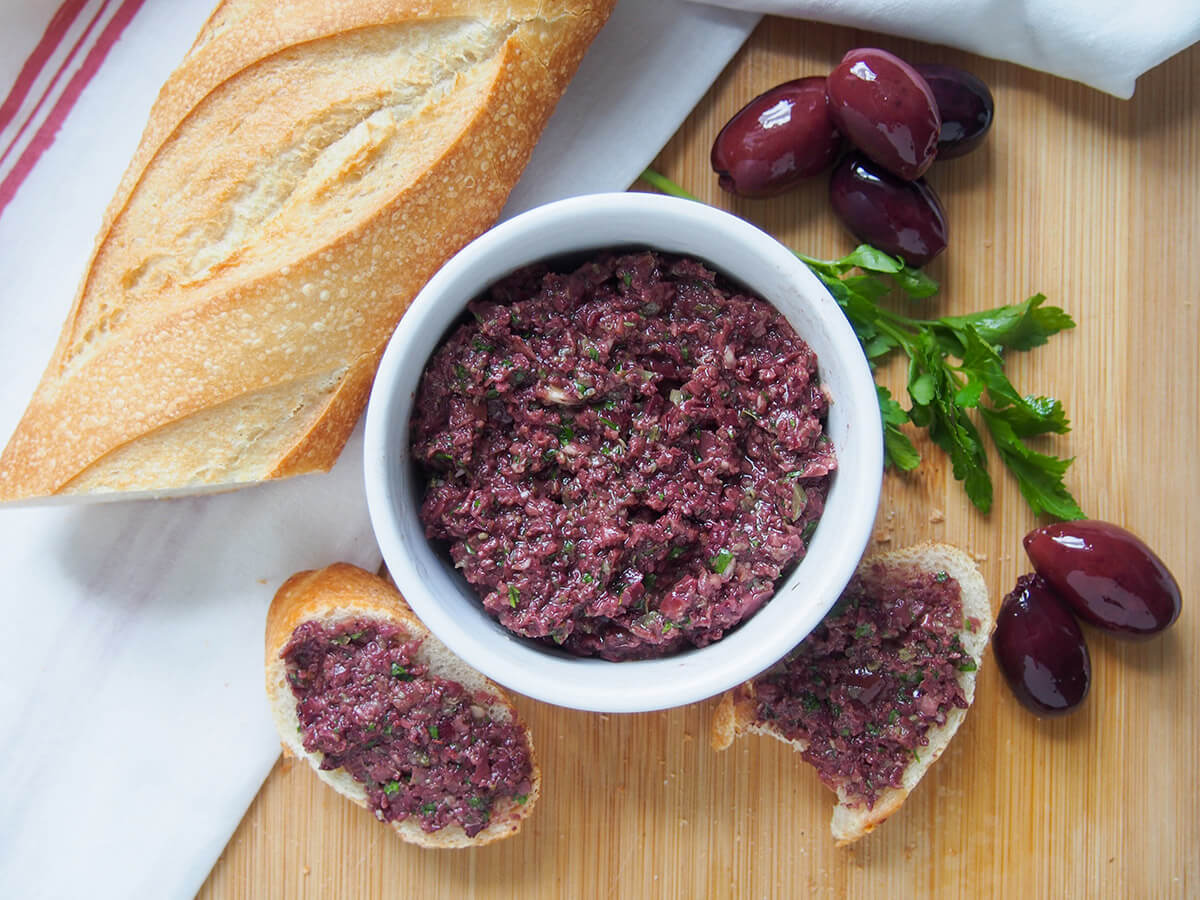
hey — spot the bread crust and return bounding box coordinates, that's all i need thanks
[710,542,993,846]
[264,562,541,848]
[0,0,615,502]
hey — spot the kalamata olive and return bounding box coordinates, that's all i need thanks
[914,64,994,160]
[826,48,940,180]
[1023,521,1181,638]
[711,77,842,198]
[994,574,1091,716]
[828,153,948,267]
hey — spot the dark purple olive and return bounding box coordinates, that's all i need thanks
[829,153,948,267]
[1023,521,1181,639]
[914,64,994,160]
[711,77,842,198]
[826,48,941,180]
[994,574,1091,716]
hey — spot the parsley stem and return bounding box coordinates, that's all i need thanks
[638,167,700,201]
[804,264,925,331]
[871,317,918,354]
[792,251,838,275]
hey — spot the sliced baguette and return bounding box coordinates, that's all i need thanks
[0,0,615,503]
[711,542,992,846]
[265,562,540,848]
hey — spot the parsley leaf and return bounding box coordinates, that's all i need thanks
[878,386,920,471]
[709,549,734,574]
[981,410,1085,519]
[938,293,1075,352]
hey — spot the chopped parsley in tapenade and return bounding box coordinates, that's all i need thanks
[746,563,972,808]
[410,250,836,661]
[281,620,533,837]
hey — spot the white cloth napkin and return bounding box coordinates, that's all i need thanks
[12,0,1190,892]
[0,1,756,898]
[697,0,1200,98]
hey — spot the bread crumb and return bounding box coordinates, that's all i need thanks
[929,509,944,523]
[973,552,989,562]
[302,866,310,877]
[874,530,893,544]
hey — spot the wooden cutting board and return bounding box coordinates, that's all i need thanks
[198,18,1199,898]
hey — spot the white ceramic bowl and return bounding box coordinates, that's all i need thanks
[364,192,881,713]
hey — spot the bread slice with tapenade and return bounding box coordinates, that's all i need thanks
[711,542,992,846]
[265,563,540,848]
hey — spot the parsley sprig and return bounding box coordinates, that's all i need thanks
[798,246,1082,519]
[639,168,1084,520]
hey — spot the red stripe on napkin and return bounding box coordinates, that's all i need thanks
[0,0,146,219]
[0,0,90,137]
[0,0,110,174]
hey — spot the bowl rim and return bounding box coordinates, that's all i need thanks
[364,192,882,713]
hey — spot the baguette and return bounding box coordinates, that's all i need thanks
[265,562,540,848]
[711,542,992,845]
[0,0,615,503]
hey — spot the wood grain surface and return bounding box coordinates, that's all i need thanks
[198,17,1199,899]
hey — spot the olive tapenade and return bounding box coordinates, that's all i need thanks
[411,250,836,660]
[282,619,534,836]
[748,563,975,807]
